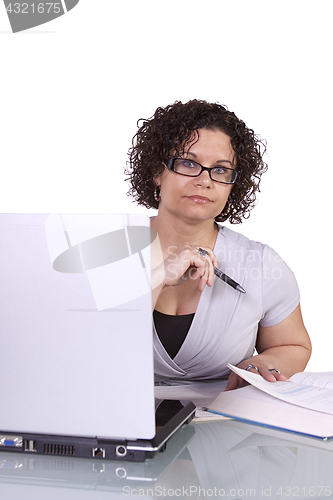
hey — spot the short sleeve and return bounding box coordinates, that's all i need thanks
[259,246,300,328]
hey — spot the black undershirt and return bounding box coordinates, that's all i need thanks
[153,310,195,359]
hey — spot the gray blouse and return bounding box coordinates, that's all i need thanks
[153,226,300,382]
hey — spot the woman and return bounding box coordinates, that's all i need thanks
[126,100,311,390]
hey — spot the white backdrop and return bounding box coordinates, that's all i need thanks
[1,0,332,371]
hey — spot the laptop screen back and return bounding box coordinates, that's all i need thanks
[0,213,156,440]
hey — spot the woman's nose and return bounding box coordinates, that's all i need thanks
[194,169,213,185]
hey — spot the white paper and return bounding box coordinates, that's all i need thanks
[289,371,333,389]
[228,364,333,415]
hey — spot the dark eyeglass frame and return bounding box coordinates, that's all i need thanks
[165,157,239,185]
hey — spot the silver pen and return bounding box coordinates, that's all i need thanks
[198,248,246,294]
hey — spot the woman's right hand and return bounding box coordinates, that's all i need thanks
[152,244,218,293]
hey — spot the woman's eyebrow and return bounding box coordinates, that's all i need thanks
[186,151,233,164]
[216,159,233,165]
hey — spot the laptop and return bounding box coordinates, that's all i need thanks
[0,213,195,462]
[0,424,196,491]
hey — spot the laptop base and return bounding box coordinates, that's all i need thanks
[0,400,196,462]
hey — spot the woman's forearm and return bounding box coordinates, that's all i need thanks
[240,344,312,379]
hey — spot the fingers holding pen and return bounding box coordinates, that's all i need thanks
[192,246,217,290]
[162,244,216,290]
[176,245,215,289]
[189,259,212,292]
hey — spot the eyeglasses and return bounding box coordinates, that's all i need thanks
[166,157,238,185]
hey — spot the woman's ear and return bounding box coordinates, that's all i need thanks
[153,173,161,187]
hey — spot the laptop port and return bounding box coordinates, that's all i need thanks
[92,447,106,458]
[116,445,127,458]
[24,440,36,452]
[0,435,23,448]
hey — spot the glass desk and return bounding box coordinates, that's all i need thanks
[1,418,333,499]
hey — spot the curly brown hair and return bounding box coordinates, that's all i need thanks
[125,100,267,224]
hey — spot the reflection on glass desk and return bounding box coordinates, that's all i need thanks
[1,418,333,499]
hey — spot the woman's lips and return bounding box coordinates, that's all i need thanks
[186,195,212,204]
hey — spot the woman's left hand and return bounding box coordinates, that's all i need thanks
[224,360,286,391]
[225,305,311,391]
